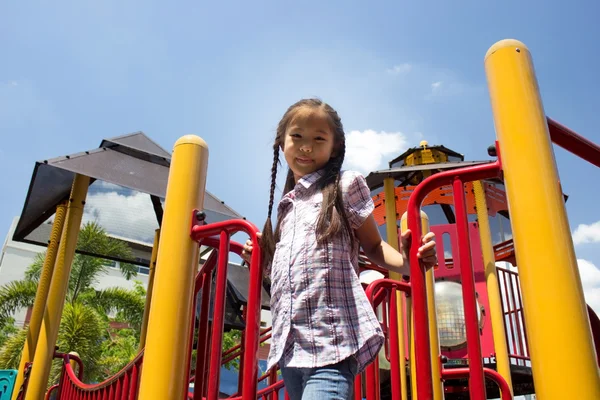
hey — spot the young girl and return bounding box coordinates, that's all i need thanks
[242,98,437,400]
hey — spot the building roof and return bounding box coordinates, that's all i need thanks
[365,160,493,190]
[13,132,243,257]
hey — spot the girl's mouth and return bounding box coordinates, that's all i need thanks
[296,157,313,165]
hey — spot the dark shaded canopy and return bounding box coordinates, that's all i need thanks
[14,132,243,251]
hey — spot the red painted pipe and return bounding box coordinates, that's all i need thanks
[406,161,502,399]
[452,178,486,399]
[442,368,512,400]
[206,231,231,400]
[193,252,217,400]
[547,117,600,168]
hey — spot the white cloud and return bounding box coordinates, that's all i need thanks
[386,63,412,75]
[578,259,600,315]
[573,220,600,245]
[95,181,125,191]
[344,129,410,174]
[431,81,442,92]
[82,190,158,244]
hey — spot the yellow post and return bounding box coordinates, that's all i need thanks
[473,181,513,395]
[383,177,408,400]
[68,352,80,375]
[12,201,67,400]
[137,135,208,400]
[25,174,89,400]
[485,39,600,399]
[402,212,443,400]
[138,228,160,351]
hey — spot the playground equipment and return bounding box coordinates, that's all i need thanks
[5,39,600,399]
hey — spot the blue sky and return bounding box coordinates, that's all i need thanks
[1,1,599,307]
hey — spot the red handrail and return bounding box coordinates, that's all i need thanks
[364,279,412,400]
[54,351,143,399]
[190,217,263,400]
[442,368,512,400]
[547,117,600,168]
[406,159,502,399]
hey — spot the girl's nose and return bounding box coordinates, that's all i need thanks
[300,144,312,153]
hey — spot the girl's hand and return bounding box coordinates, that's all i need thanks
[241,232,261,264]
[401,230,438,269]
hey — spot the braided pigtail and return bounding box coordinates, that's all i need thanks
[260,142,280,274]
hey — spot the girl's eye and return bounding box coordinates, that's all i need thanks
[291,133,301,138]
[315,137,326,141]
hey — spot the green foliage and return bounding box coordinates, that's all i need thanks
[222,329,242,370]
[0,328,27,369]
[0,317,18,348]
[0,221,144,384]
[97,328,139,379]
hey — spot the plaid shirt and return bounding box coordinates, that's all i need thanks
[266,169,384,373]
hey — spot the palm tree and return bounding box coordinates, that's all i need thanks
[0,221,146,383]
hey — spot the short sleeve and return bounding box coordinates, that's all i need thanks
[340,171,375,229]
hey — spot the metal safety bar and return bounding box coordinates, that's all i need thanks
[496,266,530,366]
[190,216,265,400]
[364,279,412,400]
[52,351,142,400]
[442,368,512,400]
[406,158,504,399]
[547,117,600,168]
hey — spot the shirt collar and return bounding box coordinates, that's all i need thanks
[296,168,325,190]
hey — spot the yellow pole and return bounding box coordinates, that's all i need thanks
[138,228,160,351]
[485,39,600,399]
[402,212,443,400]
[473,181,513,395]
[68,351,80,375]
[383,177,408,400]
[12,201,67,400]
[137,135,208,400]
[25,174,89,400]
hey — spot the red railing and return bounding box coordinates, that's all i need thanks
[48,217,278,399]
[364,279,412,400]
[496,266,530,366]
[547,117,600,168]
[190,217,280,400]
[52,351,143,400]
[406,156,506,399]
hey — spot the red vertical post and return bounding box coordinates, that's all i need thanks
[452,177,487,399]
[206,231,230,400]
[194,253,217,400]
[241,230,264,400]
[406,205,433,399]
[388,288,401,400]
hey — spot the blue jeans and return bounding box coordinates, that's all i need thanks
[280,356,359,400]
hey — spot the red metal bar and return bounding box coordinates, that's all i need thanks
[238,307,247,396]
[406,161,502,399]
[547,117,600,168]
[191,218,263,400]
[354,376,362,400]
[453,178,487,399]
[388,288,401,400]
[498,268,518,363]
[206,230,231,400]
[442,368,512,400]
[193,252,217,400]
[507,273,524,358]
[52,352,142,399]
[512,272,529,357]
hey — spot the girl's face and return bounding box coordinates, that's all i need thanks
[282,107,336,183]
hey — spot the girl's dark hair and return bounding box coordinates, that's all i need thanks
[261,98,353,270]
